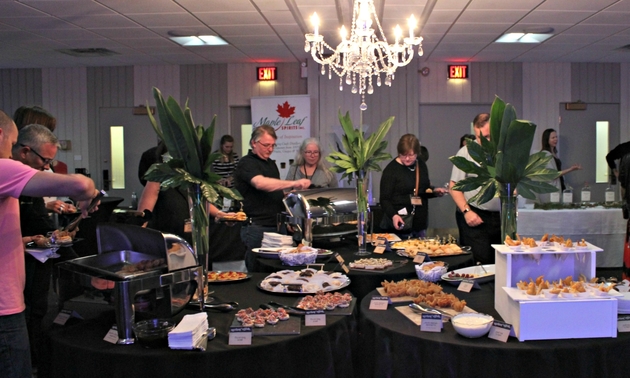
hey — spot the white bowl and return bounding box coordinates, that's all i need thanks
[278,250,317,266]
[415,262,448,282]
[451,313,494,338]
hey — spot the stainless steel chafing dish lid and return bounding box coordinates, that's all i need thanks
[283,188,357,219]
[95,223,198,271]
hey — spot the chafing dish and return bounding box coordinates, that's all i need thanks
[56,223,204,344]
[282,188,359,245]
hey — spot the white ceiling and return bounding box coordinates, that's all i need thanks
[1,0,630,69]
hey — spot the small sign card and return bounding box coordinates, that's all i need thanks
[53,309,82,325]
[550,192,560,203]
[375,238,386,245]
[413,254,426,264]
[618,315,630,333]
[488,320,511,342]
[457,279,475,292]
[373,245,386,254]
[229,327,253,345]
[369,296,390,310]
[335,253,345,264]
[103,325,119,344]
[305,310,326,326]
[341,263,350,274]
[420,313,442,332]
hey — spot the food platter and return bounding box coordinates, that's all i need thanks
[366,233,401,243]
[393,241,470,258]
[207,271,251,283]
[441,264,495,285]
[252,247,333,260]
[258,268,350,294]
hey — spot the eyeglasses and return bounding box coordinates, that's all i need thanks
[21,143,54,165]
[256,141,277,149]
[304,150,320,155]
[399,153,417,160]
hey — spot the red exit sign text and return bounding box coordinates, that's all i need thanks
[257,67,277,81]
[448,65,469,79]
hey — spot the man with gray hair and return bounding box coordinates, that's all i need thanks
[234,125,311,271]
[0,112,99,378]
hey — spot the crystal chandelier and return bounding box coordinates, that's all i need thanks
[305,0,423,111]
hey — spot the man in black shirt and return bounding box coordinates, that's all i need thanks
[234,125,311,271]
[606,141,630,279]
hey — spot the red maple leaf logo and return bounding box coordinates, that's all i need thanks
[276,101,295,118]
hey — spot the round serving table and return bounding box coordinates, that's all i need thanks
[358,280,630,378]
[255,239,475,302]
[42,273,356,378]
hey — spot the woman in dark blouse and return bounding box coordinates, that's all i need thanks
[540,128,581,193]
[379,134,446,237]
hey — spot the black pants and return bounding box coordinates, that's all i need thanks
[459,207,501,264]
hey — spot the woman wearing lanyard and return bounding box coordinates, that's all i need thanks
[285,138,338,189]
[380,134,446,238]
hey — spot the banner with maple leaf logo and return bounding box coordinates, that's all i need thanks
[251,95,311,178]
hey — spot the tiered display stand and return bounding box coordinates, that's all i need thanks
[494,243,618,341]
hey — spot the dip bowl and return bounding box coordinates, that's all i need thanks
[451,313,494,338]
[134,318,176,348]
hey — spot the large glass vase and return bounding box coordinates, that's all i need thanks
[500,183,518,242]
[355,171,370,256]
[187,184,211,304]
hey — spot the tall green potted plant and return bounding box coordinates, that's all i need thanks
[327,110,394,254]
[144,87,242,267]
[449,96,559,240]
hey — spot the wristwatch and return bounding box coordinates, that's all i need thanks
[462,207,471,214]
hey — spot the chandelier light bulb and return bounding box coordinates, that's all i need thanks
[311,13,320,36]
[340,25,348,41]
[304,40,310,52]
[408,15,416,39]
[394,25,402,44]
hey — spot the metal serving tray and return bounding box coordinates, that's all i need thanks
[65,250,167,280]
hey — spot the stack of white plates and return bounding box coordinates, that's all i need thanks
[618,292,630,314]
[262,232,294,248]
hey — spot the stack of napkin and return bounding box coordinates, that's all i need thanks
[168,312,208,350]
[262,232,294,248]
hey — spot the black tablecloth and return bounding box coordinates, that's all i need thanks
[359,281,630,378]
[256,239,475,302]
[42,273,356,378]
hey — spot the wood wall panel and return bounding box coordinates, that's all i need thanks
[0,68,42,117]
[134,65,181,106]
[419,62,471,103]
[227,63,307,106]
[471,62,523,110]
[86,66,134,187]
[41,68,88,175]
[571,63,620,104]
[522,62,572,153]
[180,64,229,149]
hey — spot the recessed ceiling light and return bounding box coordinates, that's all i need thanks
[168,30,228,46]
[495,32,553,43]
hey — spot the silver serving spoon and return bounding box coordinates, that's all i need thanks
[203,302,238,312]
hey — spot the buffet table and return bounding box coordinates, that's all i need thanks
[254,238,475,302]
[517,208,625,267]
[359,281,630,378]
[42,273,356,378]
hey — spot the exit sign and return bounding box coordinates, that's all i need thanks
[257,67,277,81]
[448,65,468,79]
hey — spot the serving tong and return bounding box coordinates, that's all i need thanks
[61,189,106,232]
[409,303,453,318]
